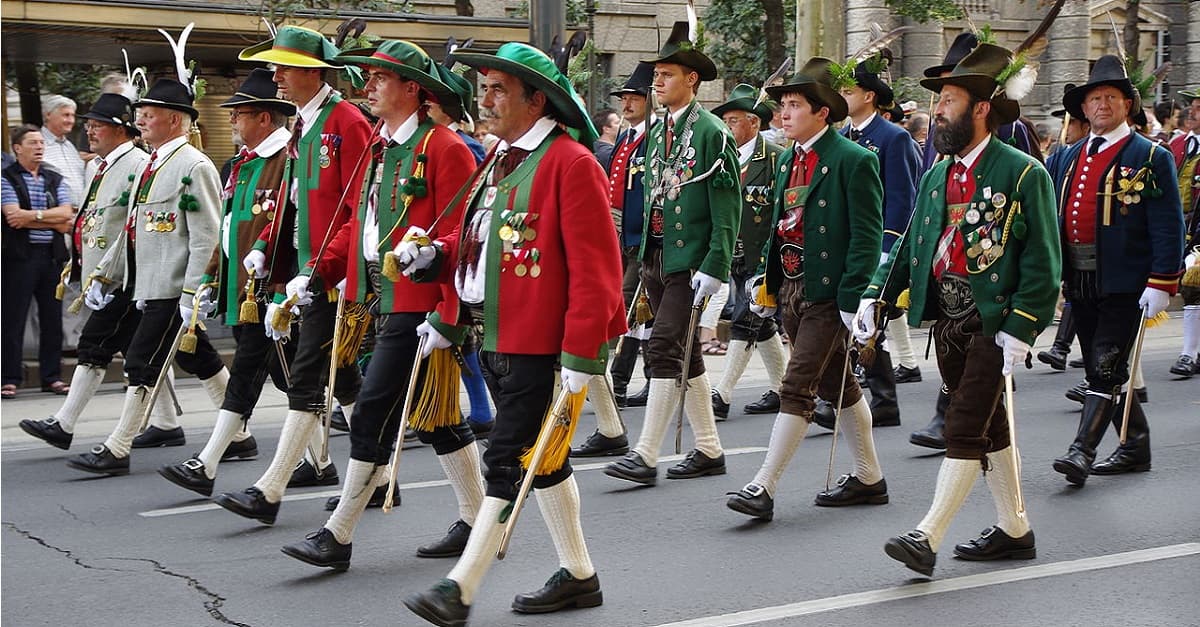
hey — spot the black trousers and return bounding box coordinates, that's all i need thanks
[479,352,569,500]
[640,248,705,379]
[124,299,224,386]
[222,302,293,416]
[1,244,63,386]
[728,268,778,342]
[1065,270,1141,393]
[349,312,474,464]
[286,295,361,412]
[75,287,141,368]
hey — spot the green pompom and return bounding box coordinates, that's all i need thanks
[1012,220,1028,240]
[1148,187,1163,199]
[1010,191,1024,203]
[128,174,136,182]
[118,192,130,205]
[1007,137,1018,146]
[181,176,192,185]
[416,154,427,163]
[400,182,415,196]
[414,184,428,197]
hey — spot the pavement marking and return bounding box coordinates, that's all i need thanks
[138,446,768,518]
[651,542,1200,627]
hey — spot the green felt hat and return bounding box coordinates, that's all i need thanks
[335,40,454,104]
[712,83,774,123]
[436,65,474,125]
[643,22,717,82]
[239,26,343,69]
[766,57,849,123]
[1180,88,1200,105]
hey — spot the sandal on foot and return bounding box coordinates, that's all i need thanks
[1,384,16,399]
[41,381,70,395]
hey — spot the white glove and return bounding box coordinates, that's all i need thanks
[335,278,347,295]
[561,367,590,394]
[852,298,879,345]
[195,286,216,317]
[264,302,295,341]
[690,271,724,307]
[879,251,889,266]
[285,274,313,307]
[242,249,268,279]
[1138,286,1170,319]
[179,303,194,323]
[84,281,115,311]
[747,275,775,318]
[840,310,856,334]
[1185,252,1198,269]
[995,331,1031,376]
[135,299,147,311]
[396,226,437,276]
[415,321,452,358]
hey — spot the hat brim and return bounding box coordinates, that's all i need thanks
[711,97,772,122]
[133,99,199,121]
[337,51,455,103]
[220,93,297,116]
[1062,79,1137,121]
[81,111,140,135]
[452,51,588,132]
[643,52,718,82]
[1180,90,1199,104]
[923,64,954,78]
[1050,108,1066,119]
[239,40,339,69]
[920,74,1019,125]
[765,81,848,123]
[609,88,648,98]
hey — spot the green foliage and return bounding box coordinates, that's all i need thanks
[882,0,964,22]
[891,75,926,107]
[705,0,796,83]
[4,64,118,107]
[829,59,858,91]
[257,0,412,24]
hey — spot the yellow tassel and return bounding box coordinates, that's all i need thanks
[1144,310,1170,329]
[188,125,203,151]
[896,288,911,310]
[381,252,401,282]
[334,298,373,367]
[754,283,777,309]
[67,295,85,315]
[1182,264,1200,289]
[55,262,71,301]
[635,291,654,324]
[272,297,298,334]
[179,330,198,354]
[408,348,462,431]
[519,389,587,476]
[238,278,259,324]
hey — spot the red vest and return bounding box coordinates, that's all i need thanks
[1064,136,1130,245]
[607,131,645,210]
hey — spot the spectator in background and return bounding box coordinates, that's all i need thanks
[2,124,76,399]
[1154,100,1184,145]
[905,112,929,152]
[1036,121,1053,156]
[591,107,619,169]
[40,95,86,206]
[761,103,786,146]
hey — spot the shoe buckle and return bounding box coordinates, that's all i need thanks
[183,458,205,471]
[835,474,852,487]
[44,417,60,426]
[90,444,106,455]
[742,483,764,497]
[980,527,996,538]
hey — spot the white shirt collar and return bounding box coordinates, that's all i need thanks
[298,84,334,133]
[150,135,190,167]
[668,101,693,126]
[797,125,829,153]
[1087,122,1131,155]
[955,135,990,170]
[100,141,136,167]
[249,126,292,158]
[498,116,558,153]
[737,136,757,165]
[381,112,421,145]
[852,112,877,132]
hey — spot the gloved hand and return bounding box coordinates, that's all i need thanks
[852,298,879,345]
[179,303,195,323]
[195,285,216,317]
[335,278,347,295]
[879,251,889,266]
[690,271,724,307]
[561,367,590,394]
[135,299,147,311]
[396,226,437,276]
[285,274,313,307]
[264,302,297,341]
[1138,286,1170,319]
[415,321,452,358]
[750,301,777,319]
[243,249,268,279]
[84,281,115,311]
[840,310,856,334]
[995,331,1031,376]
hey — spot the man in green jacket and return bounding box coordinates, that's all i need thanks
[860,42,1061,577]
[724,58,887,522]
[605,22,741,486]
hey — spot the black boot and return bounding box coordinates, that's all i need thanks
[512,568,603,614]
[1052,392,1114,486]
[624,381,649,408]
[812,398,836,430]
[610,338,640,407]
[280,528,351,571]
[866,348,900,427]
[1092,392,1151,475]
[416,520,472,558]
[1065,380,1088,404]
[909,387,948,449]
[1037,305,1075,370]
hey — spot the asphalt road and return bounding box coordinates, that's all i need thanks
[2,319,1198,627]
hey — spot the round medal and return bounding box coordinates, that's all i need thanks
[251,203,263,215]
[498,225,514,241]
[991,193,1006,208]
[514,264,527,277]
[523,227,537,241]
[530,264,542,278]
[319,154,331,169]
[965,209,981,224]
[981,238,993,250]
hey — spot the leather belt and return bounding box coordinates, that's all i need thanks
[937,274,976,319]
[1068,243,1097,271]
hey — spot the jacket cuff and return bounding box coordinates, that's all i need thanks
[1000,310,1041,346]
[252,239,268,253]
[561,348,607,375]
[427,310,467,346]
[1147,273,1181,296]
[411,243,447,284]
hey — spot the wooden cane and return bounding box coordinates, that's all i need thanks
[316,289,347,464]
[823,336,855,492]
[381,334,429,513]
[497,387,572,560]
[1119,308,1149,445]
[136,325,188,432]
[1003,372,1026,518]
[674,299,705,455]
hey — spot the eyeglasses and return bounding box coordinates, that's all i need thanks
[84,122,109,132]
[229,110,264,121]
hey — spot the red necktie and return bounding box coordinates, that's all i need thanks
[788,149,807,188]
[139,151,158,189]
[664,118,674,155]
[288,117,305,159]
[223,147,256,199]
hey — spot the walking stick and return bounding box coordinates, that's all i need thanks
[311,289,347,467]
[824,336,855,492]
[1003,372,1026,518]
[497,387,573,560]
[274,340,292,386]
[381,334,429,513]
[674,298,706,455]
[1120,307,1149,445]
[136,325,188,432]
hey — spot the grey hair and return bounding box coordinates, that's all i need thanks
[43,95,77,116]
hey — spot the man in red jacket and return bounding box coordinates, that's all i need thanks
[399,43,625,625]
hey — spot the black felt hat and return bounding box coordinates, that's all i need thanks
[610,62,654,98]
[134,78,198,120]
[920,43,1020,125]
[924,32,979,78]
[643,22,717,82]
[1062,55,1137,121]
[82,93,139,135]
[220,68,297,116]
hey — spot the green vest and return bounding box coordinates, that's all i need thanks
[287,92,340,267]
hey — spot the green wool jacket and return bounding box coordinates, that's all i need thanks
[734,134,784,277]
[864,137,1061,345]
[761,127,883,313]
[639,99,742,279]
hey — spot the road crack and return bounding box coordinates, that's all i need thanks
[58,504,96,526]
[3,522,251,626]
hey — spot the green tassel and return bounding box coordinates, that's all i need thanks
[416,154,427,163]
[1012,219,1028,240]
[181,176,192,185]
[1010,191,1024,203]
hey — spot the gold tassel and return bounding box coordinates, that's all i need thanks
[67,294,85,314]
[188,124,203,151]
[1182,264,1200,289]
[519,389,587,476]
[55,262,72,301]
[635,291,654,324]
[271,296,298,334]
[238,278,259,324]
[334,298,373,367]
[179,329,198,353]
[896,288,911,310]
[381,251,401,282]
[1145,310,1170,329]
[408,348,462,431]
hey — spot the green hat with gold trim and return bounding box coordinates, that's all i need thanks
[239,26,343,69]
[1181,88,1200,105]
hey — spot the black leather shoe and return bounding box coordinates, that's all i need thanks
[214,487,279,525]
[1090,449,1151,475]
[743,390,781,414]
[512,568,603,614]
[884,530,936,577]
[468,420,493,438]
[624,383,649,407]
[812,399,836,430]
[19,417,72,450]
[570,430,629,457]
[329,406,349,432]
[132,426,186,448]
[1052,447,1093,486]
[815,474,888,506]
[221,436,258,461]
[288,458,339,487]
[953,526,1036,561]
[711,389,730,420]
[158,458,214,496]
[66,444,129,476]
[910,389,948,449]
[726,483,774,521]
[403,428,424,449]
[324,483,401,511]
[603,451,657,485]
[281,528,351,571]
[872,407,901,428]
[1037,348,1068,371]
[894,365,923,383]
[417,520,472,558]
[1170,355,1196,378]
[404,579,469,627]
[666,449,726,479]
[1065,381,1087,404]
[1069,357,1085,368]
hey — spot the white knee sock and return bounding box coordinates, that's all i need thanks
[536,476,594,580]
[54,364,105,433]
[341,402,355,426]
[104,386,152,458]
[751,412,809,496]
[200,367,229,408]
[197,410,245,479]
[588,374,625,438]
[887,317,917,369]
[715,340,754,403]
[839,397,883,485]
[148,369,179,431]
[305,417,334,469]
[325,459,381,544]
[254,410,319,503]
[447,496,508,605]
[916,458,978,551]
[631,378,679,467]
[985,447,1030,538]
[757,334,788,391]
[684,372,723,458]
[1182,306,1200,357]
[439,443,485,526]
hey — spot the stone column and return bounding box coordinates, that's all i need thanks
[1041,0,1091,120]
[1190,1,1200,87]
